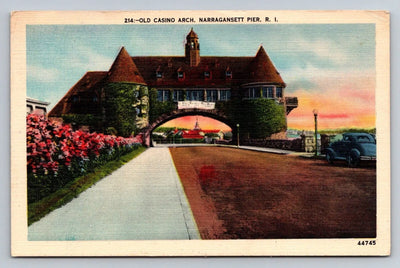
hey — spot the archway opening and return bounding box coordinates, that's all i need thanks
[152,115,233,146]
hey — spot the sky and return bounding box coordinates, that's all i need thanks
[27,23,375,130]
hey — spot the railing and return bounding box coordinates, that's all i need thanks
[285,97,298,106]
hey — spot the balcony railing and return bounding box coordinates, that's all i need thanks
[285,97,298,115]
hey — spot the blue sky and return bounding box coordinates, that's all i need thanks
[27,23,375,129]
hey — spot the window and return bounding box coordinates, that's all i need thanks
[248,87,261,99]
[206,90,218,102]
[177,71,184,79]
[157,90,170,101]
[72,95,79,103]
[204,71,211,79]
[262,86,274,98]
[276,87,283,98]
[156,71,163,78]
[27,105,33,114]
[187,90,204,101]
[93,96,98,102]
[220,90,231,101]
[225,70,232,78]
[173,90,184,101]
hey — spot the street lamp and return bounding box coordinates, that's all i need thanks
[313,109,318,157]
[236,123,240,147]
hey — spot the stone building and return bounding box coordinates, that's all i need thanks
[49,28,297,140]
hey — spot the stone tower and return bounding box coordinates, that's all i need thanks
[185,28,200,66]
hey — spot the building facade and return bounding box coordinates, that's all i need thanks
[27,97,50,115]
[49,28,297,141]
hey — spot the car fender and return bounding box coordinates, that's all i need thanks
[325,148,337,158]
[349,148,361,158]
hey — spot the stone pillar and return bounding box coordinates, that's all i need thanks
[301,134,315,153]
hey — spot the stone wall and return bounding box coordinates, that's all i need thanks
[242,134,331,153]
[242,138,303,151]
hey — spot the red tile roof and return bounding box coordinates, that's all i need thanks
[132,46,284,87]
[249,46,285,84]
[106,47,146,84]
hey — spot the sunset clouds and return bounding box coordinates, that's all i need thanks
[286,69,375,129]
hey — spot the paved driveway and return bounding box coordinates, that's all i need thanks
[28,148,199,240]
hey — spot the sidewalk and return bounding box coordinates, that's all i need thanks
[28,148,200,241]
[229,145,293,155]
[157,143,315,156]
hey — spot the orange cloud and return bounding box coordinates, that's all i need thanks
[286,71,375,130]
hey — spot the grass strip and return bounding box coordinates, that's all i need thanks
[28,146,146,226]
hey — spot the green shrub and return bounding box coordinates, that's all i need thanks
[61,114,102,130]
[104,83,143,137]
[149,88,176,123]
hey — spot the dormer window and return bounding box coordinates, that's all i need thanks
[204,71,211,79]
[225,70,232,78]
[156,71,163,78]
[177,71,185,79]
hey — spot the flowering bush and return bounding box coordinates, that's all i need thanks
[27,114,142,203]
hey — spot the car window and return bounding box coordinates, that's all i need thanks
[356,135,374,143]
[330,134,343,143]
[343,135,351,142]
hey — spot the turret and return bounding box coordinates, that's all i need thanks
[185,28,200,66]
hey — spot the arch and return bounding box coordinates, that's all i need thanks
[141,109,236,147]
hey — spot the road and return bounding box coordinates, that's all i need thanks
[28,148,200,240]
[170,146,376,239]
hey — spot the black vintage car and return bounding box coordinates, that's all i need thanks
[325,133,376,167]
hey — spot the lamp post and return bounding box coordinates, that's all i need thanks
[313,109,318,157]
[236,123,240,147]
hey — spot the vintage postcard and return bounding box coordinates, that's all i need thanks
[11,10,390,256]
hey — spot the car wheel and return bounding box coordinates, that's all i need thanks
[347,153,360,168]
[326,151,334,164]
